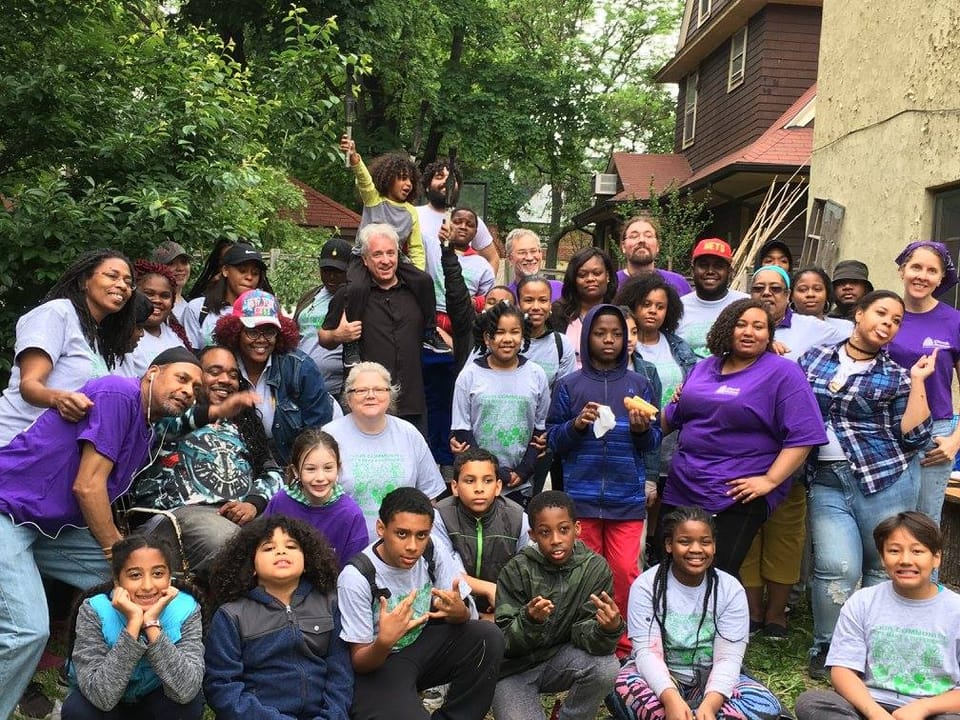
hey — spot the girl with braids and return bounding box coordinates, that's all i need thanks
[263,429,368,569]
[204,516,353,720]
[62,535,205,719]
[610,506,783,720]
[515,274,576,390]
[115,260,190,378]
[0,248,138,446]
[450,302,550,505]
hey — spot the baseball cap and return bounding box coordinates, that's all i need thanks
[318,238,353,271]
[831,260,873,292]
[232,289,281,329]
[151,240,190,265]
[222,243,266,268]
[692,238,733,261]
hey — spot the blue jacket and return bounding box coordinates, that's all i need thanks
[631,330,698,407]
[204,580,353,720]
[547,304,661,520]
[267,349,334,465]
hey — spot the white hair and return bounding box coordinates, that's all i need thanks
[342,361,400,413]
[358,223,400,256]
[505,228,542,257]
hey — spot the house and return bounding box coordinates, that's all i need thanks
[808,1,960,300]
[574,0,821,266]
[283,177,361,240]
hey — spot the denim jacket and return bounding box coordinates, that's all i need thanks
[266,349,334,465]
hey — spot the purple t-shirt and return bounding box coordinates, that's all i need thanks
[0,375,151,536]
[508,278,563,303]
[663,352,826,513]
[616,268,691,297]
[263,489,369,569]
[887,302,960,421]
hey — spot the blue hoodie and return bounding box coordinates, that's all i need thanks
[546,304,661,520]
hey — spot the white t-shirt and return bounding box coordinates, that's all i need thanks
[0,299,108,446]
[677,290,750,358]
[240,355,276,438]
[820,351,876,460]
[113,324,186,378]
[636,334,684,408]
[776,313,847,360]
[523,332,575,390]
[827,581,960,708]
[296,287,345,396]
[418,204,494,311]
[171,297,188,324]
[181,297,231,350]
[323,415,447,539]
[337,540,473,650]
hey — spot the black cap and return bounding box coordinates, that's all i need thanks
[318,238,353,271]
[221,243,265,267]
[149,347,200,368]
[832,260,873,291]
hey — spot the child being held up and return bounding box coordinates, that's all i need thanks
[332,136,451,366]
[337,486,504,720]
[432,447,529,618]
[492,490,623,720]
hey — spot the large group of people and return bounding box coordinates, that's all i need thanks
[0,136,959,720]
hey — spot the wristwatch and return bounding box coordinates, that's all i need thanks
[142,620,162,630]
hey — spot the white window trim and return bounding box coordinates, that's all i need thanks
[698,0,712,26]
[682,71,698,148]
[728,26,748,91]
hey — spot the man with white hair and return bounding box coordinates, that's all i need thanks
[505,228,563,301]
[321,223,429,431]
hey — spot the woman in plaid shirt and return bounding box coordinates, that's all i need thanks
[799,289,937,679]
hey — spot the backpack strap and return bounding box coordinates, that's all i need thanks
[553,330,563,365]
[346,539,438,604]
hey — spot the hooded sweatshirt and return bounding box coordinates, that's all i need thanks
[546,304,660,520]
[495,539,622,677]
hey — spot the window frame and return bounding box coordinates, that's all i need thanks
[698,0,712,26]
[728,25,748,91]
[682,70,699,148]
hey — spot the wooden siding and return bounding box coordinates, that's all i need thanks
[674,4,820,171]
[685,0,735,44]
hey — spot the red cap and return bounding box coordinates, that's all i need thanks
[692,238,733,261]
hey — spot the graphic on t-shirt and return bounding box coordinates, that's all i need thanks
[869,625,954,697]
[474,395,532,463]
[178,426,255,501]
[385,581,433,650]
[350,453,404,516]
[664,611,716,669]
[685,323,712,358]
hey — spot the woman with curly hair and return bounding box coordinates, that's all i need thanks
[0,248,138,445]
[115,260,190,378]
[659,298,825,577]
[214,289,336,465]
[204,516,352,720]
[552,247,618,369]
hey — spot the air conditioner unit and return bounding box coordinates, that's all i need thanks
[593,173,618,196]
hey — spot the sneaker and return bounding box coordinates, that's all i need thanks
[763,622,789,640]
[423,330,452,354]
[342,341,362,369]
[421,683,448,712]
[17,682,54,719]
[808,645,830,681]
[749,619,763,637]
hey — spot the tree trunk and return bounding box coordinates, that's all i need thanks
[420,25,465,164]
[545,181,564,268]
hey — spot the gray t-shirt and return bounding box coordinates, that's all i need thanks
[677,290,749,358]
[323,415,446,540]
[523,332,576,390]
[776,312,847,360]
[419,205,494,312]
[337,540,473,650]
[457,253,495,297]
[451,360,549,470]
[181,296,230,350]
[114,324,186,379]
[296,287,344,395]
[636,333,683,409]
[827,581,960,708]
[0,299,108,446]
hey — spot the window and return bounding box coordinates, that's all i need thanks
[698,0,712,26]
[682,71,698,148]
[932,184,960,308]
[728,26,748,91]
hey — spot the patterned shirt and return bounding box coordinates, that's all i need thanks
[799,342,932,494]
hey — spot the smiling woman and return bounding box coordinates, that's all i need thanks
[0,248,139,445]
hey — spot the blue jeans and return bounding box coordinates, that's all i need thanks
[0,516,110,719]
[808,460,919,650]
[918,417,957,526]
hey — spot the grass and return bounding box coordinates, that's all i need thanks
[23,597,827,720]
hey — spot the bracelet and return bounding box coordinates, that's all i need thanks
[142,620,162,630]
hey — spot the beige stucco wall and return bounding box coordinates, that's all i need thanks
[809,1,960,292]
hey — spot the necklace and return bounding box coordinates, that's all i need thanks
[845,340,879,359]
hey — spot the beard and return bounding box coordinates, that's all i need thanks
[427,185,456,209]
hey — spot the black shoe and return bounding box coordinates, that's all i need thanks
[17,682,54,719]
[343,341,362,369]
[808,644,830,681]
[763,622,789,640]
[423,330,452,354]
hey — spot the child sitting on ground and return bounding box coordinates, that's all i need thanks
[492,490,623,720]
[336,135,450,364]
[337,486,504,719]
[432,447,529,618]
[204,516,353,720]
[63,536,204,719]
[795,511,960,720]
[610,505,783,720]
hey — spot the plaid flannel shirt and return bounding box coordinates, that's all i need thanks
[799,342,932,494]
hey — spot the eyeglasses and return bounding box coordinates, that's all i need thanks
[96,271,135,290]
[347,387,391,397]
[241,326,279,340]
[751,284,786,296]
